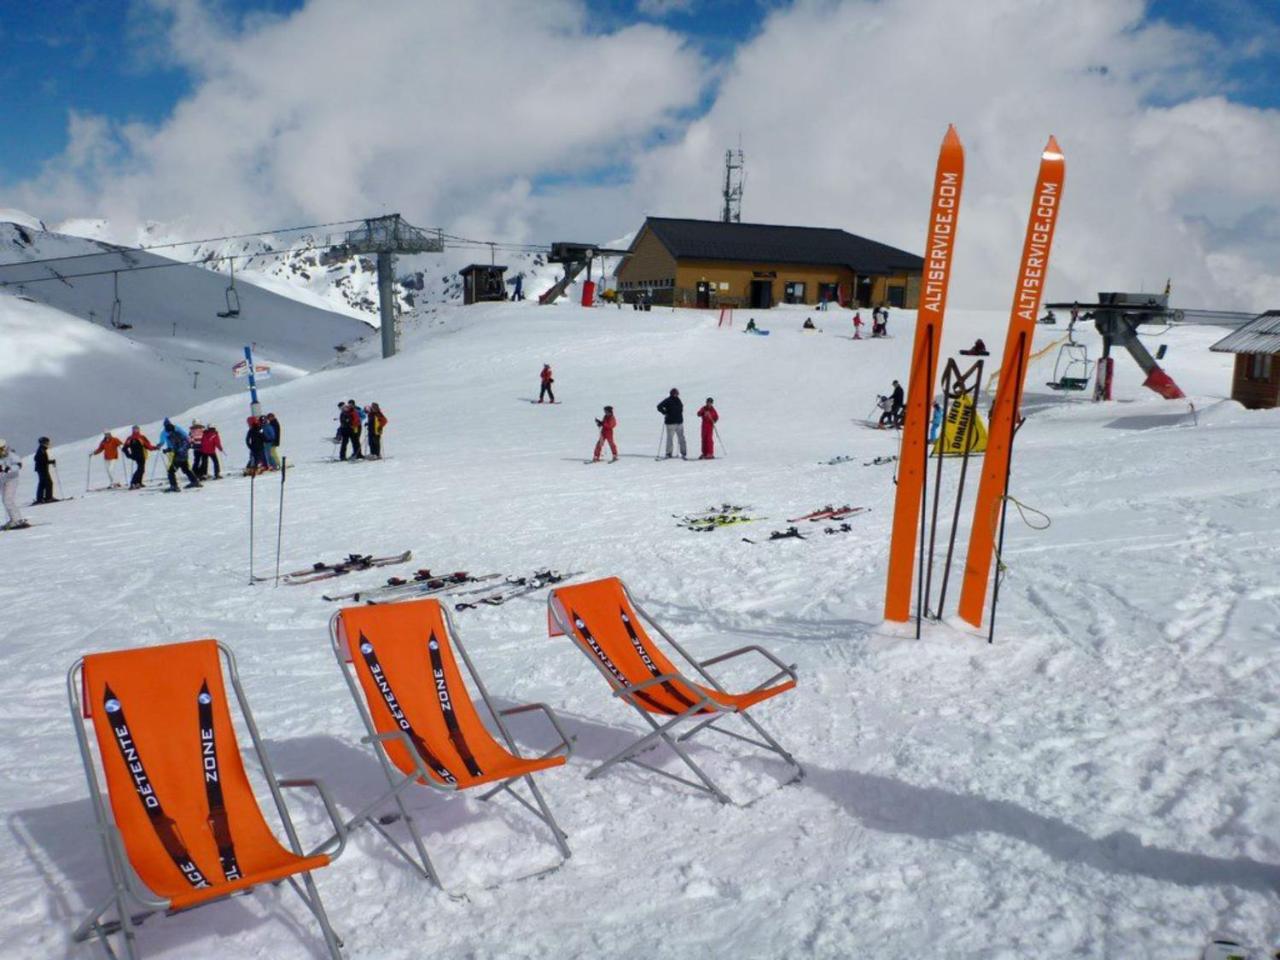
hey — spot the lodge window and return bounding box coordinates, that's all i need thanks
[783,281,806,304]
[1246,353,1273,382]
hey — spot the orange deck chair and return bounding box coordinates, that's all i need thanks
[68,640,346,960]
[548,577,802,804]
[329,597,572,889]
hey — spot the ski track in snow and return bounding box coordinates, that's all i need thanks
[2,301,1279,959]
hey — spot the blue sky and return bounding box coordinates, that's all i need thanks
[1,0,1276,186]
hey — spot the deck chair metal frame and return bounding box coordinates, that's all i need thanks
[327,604,573,891]
[68,641,347,960]
[548,578,803,804]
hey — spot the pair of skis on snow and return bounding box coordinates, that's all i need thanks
[883,125,1066,634]
[786,505,864,523]
[263,550,413,585]
[675,505,759,532]
[453,571,581,610]
[823,455,898,467]
[322,570,500,603]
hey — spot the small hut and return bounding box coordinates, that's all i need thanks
[1209,310,1280,409]
[459,264,508,305]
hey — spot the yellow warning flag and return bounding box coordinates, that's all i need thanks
[932,393,987,457]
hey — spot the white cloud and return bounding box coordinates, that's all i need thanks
[636,0,695,16]
[4,0,1278,310]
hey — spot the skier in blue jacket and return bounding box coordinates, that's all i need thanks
[929,399,944,444]
[159,418,201,492]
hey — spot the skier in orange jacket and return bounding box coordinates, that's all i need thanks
[91,432,124,488]
[696,399,719,459]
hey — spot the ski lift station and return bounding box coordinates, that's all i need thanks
[1209,310,1280,408]
[458,264,508,305]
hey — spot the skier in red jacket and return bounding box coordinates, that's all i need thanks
[538,364,555,403]
[696,398,719,459]
[593,406,617,462]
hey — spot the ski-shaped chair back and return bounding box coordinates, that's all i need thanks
[547,577,802,804]
[70,639,345,959]
[330,598,572,889]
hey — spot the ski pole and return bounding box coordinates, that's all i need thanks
[273,457,287,587]
[248,467,256,585]
[713,424,728,458]
[52,463,63,501]
[655,424,665,460]
[86,454,93,494]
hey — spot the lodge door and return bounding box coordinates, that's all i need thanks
[750,279,773,309]
[696,281,712,309]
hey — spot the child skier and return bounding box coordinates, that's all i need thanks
[539,364,555,403]
[0,439,26,529]
[123,426,156,489]
[593,406,617,462]
[91,431,123,488]
[852,312,864,339]
[33,437,56,503]
[696,398,719,459]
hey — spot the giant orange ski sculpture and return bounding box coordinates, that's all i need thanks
[957,137,1066,629]
[884,125,965,624]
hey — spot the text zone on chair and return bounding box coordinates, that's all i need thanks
[548,577,801,804]
[70,639,344,960]
[330,598,572,888]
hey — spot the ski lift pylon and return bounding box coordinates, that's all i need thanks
[217,258,241,318]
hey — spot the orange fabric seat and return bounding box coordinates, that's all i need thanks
[549,578,796,715]
[336,602,567,789]
[330,597,572,888]
[81,641,330,910]
[547,577,802,804]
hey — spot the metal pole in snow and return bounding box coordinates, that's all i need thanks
[273,457,287,587]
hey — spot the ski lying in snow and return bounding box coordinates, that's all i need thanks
[673,503,748,520]
[822,455,857,465]
[679,514,762,532]
[824,522,856,535]
[323,571,499,603]
[454,571,581,610]
[864,455,898,467]
[743,526,806,544]
[786,504,859,523]
[271,550,413,584]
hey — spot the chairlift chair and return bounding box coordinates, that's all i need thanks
[108,272,131,330]
[1047,341,1092,391]
[217,259,241,318]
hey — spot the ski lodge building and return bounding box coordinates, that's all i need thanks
[614,217,924,310]
[1210,310,1280,409]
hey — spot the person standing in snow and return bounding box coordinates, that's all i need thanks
[657,388,687,459]
[33,436,56,503]
[267,414,282,467]
[199,424,223,479]
[852,311,864,339]
[346,400,365,460]
[245,417,269,475]
[261,413,280,469]
[890,380,905,426]
[929,399,944,444]
[159,418,201,492]
[593,405,617,462]
[189,421,207,478]
[366,403,387,458]
[0,440,26,529]
[91,431,124,488]
[696,398,718,459]
[123,426,156,489]
[538,364,555,403]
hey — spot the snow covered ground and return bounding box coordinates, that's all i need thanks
[3,299,1278,959]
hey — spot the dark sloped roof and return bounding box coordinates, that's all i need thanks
[1210,311,1280,354]
[637,217,923,274]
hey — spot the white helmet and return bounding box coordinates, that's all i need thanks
[0,438,7,452]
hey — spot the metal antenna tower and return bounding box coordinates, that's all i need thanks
[721,147,744,223]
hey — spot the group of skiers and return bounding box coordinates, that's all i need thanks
[334,400,388,460]
[587,388,719,462]
[873,380,946,442]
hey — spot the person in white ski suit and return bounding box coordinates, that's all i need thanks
[0,440,24,528]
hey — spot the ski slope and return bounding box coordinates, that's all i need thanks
[0,220,372,448]
[3,300,1278,960]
